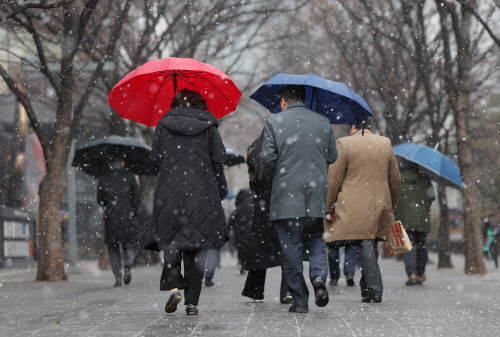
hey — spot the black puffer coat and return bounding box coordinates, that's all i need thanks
[149,108,228,251]
[97,165,143,245]
[244,133,283,271]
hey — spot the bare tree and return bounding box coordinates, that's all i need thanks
[436,0,486,274]
[0,0,133,281]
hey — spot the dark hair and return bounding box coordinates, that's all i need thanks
[171,89,209,111]
[278,85,306,103]
[353,118,372,130]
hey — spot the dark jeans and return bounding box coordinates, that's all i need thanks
[108,241,140,281]
[274,217,328,306]
[242,266,289,301]
[205,248,220,280]
[160,248,208,306]
[327,245,356,281]
[358,239,383,297]
[402,231,428,277]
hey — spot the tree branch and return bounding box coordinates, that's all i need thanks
[70,0,133,135]
[2,0,71,21]
[0,63,50,156]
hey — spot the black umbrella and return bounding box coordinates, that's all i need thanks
[72,136,154,178]
[223,142,245,167]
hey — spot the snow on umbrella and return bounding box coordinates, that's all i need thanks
[250,73,373,124]
[393,143,464,189]
[223,142,245,167]
[72,136,154,178]
[108,57,242,126]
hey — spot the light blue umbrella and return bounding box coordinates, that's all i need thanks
[393,143,464,189]
[249,73,373,124]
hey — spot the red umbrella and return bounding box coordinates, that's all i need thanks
[108,57,242,126]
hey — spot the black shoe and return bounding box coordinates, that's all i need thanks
[123,268,131,286]
[405,278,421,286]
[281,292,293,304]
[289,303,308,313]
[165,292,182,313]
[113,280,122,287]
[204,278,214,287]
[312,276,329,307]
[186,305,199,315]
[329,279,338,287]
[362,295,382,303]
[346,273,355,287]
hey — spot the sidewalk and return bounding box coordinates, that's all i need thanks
[1,252,499,337]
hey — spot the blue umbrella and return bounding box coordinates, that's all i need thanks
[249,73,373,124]
[393,143,464,189]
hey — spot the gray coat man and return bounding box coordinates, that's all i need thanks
[261,85,337,313]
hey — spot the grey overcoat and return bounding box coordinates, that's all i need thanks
[261,101,338,221]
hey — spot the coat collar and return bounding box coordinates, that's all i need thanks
[353,129,372,136]
[285,101,307,110]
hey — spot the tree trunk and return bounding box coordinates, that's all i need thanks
[36,161,68,281]
[438,185,453,268]
[453,0,486,275]
[455,109,486,274]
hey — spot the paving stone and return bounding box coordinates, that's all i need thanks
[1,252,499,336]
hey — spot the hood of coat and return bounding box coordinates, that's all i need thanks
[158,108,219,136]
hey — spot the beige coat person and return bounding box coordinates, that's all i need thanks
[323,129,401,242]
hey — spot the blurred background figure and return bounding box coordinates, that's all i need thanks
[482,216,499,269]
[97,159,143,287]
[327,242,357,287]
[228,189,254,275]
[241,131,291,304]
[396,159,435,286]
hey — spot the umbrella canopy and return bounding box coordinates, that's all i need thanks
[223,142,245,167]
[72,136,154,178]
[250,73,373,124]
[108,57,242,126]
[393,143,464,189]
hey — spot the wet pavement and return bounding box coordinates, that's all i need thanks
[1,251,499,336]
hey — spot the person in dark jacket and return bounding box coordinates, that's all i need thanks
[396,160,435,286]
[150,89,228,316]
[97,161,143,287]
[241,131,291,304]
[228,189,254,274]
[261,86,337,313]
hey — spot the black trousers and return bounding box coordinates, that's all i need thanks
[242,266,289,301]
[160,248,208,306]
[108,241,140,281]
[402,231,428,277]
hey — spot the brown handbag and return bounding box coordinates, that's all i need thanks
[386,221,413,256]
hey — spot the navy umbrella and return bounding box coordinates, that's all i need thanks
[72,136,154,178]
[393,143,464,189]
[250,73,373,124]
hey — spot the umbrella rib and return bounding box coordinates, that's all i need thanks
[148,76,175,126]
[121,75,167,120]
[184,71,237,109]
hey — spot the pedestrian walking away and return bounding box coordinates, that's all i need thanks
[148,89,228,316]
[324,119,401,304]
[261,85,338,313]
[228,189,254,275]
[241,130,292,304]
[97,160,143,287]
[396,160,435,285]
[327,241,358,287]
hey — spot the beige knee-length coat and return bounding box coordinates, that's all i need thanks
[323,130,401,242]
